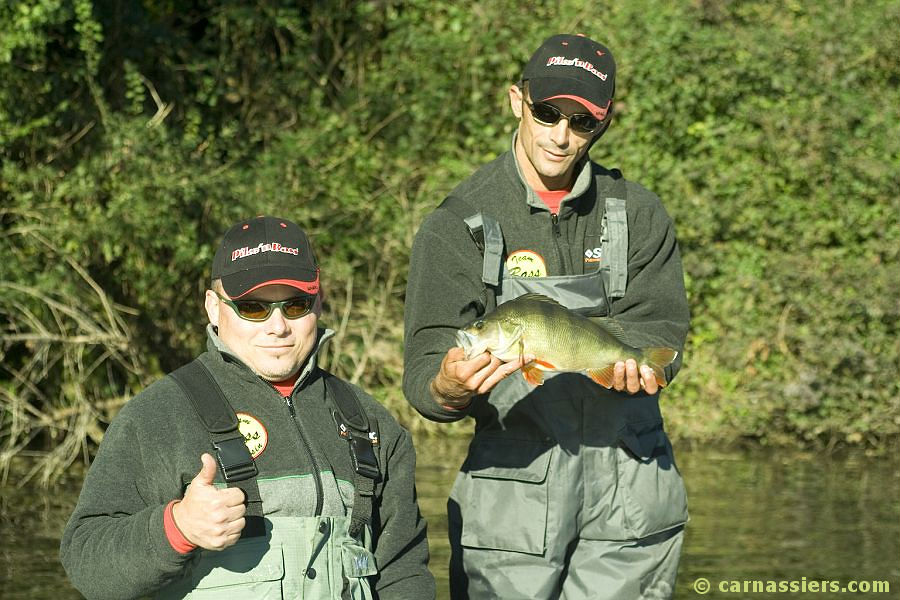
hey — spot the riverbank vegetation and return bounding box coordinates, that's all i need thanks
[2,0,898,482]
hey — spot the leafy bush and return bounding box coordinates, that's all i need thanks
[2,0,898,480]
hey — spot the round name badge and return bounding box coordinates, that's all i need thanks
[236,412,268,459]
[506,249,547,278]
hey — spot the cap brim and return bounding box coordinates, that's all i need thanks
[222,266,319,298]
[529,77,612,119]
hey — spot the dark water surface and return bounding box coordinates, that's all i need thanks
[411,436,900,599]
[1,436,898,599]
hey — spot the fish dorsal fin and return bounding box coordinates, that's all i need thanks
[515,292,564,307]
[587,316,631,345]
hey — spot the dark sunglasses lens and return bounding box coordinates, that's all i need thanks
[235,301,271,320]
[570,114,600,133]
[531,103,562,125]
[283,297,313,318]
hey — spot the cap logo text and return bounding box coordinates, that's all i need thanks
[231,242,299,261]
[546,56,608,81]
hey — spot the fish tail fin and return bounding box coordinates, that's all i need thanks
[642,347,678,388]
[586,365,615,389]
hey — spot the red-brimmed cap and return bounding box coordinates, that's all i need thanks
[211,216,319,299]
[522,34,616,120]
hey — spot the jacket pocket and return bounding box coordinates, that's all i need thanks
[616,418,688,539]
[187,539,284,599]
[456,437,552,554]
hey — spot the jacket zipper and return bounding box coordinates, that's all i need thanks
[285,396,324,516]
[550,211,574,274]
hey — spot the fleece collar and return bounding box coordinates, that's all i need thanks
[508,132,594,212]
[205,323,335,392]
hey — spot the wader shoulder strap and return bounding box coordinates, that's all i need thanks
[324,373,380,539]
[599,174,629,299]
[168,359,265,537]
[438,195,504,287]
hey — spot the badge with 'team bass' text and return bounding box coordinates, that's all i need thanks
[506,250,547,278]
[236,412,268,458]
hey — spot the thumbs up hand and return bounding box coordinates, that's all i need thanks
[171,453,247,551]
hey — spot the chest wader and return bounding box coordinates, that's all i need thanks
[441,182,688,600]
[162,361,379,600]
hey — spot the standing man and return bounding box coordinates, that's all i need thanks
[404,34,690,599]
[62,215,435,599]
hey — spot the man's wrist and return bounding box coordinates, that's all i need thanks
[430,379,472,411]
[164,499,198,554]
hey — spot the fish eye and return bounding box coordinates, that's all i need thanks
[474,320,484,330]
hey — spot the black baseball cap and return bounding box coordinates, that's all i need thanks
[521,34,616,120]
[211,215,319,299]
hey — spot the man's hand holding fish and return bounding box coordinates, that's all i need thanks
[613,359,661,395]
[430,346,535,409]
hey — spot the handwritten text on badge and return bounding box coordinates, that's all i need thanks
[506,250,547,278]
[236,412,268,458]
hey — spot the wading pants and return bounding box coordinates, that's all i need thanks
[448,198,688,599]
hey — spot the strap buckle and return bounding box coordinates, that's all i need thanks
[349,436,380,481]
[213,436,258,482]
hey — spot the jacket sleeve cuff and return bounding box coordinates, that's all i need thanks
[164,500,198,555]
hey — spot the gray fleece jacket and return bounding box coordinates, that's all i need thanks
[403,141,690,423]
[60,326,434,599]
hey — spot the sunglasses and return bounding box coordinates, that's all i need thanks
[215,291,315,321]
[524,100,602,134]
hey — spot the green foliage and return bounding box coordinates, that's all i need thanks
[600,0,900,448]
[1,0,898,476]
